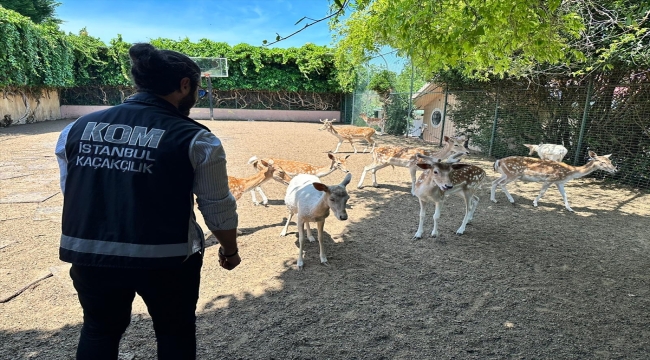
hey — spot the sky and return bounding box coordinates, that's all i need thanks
[55,0,407,72]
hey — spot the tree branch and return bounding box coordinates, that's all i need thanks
[262,0,350,46]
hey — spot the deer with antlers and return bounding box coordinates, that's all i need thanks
[357,136,470,195]
[412,154,487,239]
[359,113,386,135]
[319,118,376,154]
[246,152,350,205]
[490,151,617,212]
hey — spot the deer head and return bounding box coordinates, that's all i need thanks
[263,160,291,185]
[587,151,617,173]
[312,173,352,221]
[328,152,350,173]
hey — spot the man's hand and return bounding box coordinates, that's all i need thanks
[218,247,240,270]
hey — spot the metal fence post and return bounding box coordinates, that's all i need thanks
[438,89,449,147]
[574,77,593,166]
[488,92,499,157]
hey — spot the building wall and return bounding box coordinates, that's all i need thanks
[416,92,457,145]
[0,90,61,126]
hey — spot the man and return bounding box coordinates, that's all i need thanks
[55,43,240,360]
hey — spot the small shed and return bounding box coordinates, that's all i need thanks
[412,83,457,145]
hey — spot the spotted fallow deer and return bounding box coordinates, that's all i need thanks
[412,154,486,239]
[490,150,617,212]
[280,173,353,270]
[228,159,291,234]
[357,136,470,195]
[359,113,386,135]
[246,152,350,205]
[319,118,376,154]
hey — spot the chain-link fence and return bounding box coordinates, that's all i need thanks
[352,79,650,190]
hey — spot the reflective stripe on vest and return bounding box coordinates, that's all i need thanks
[60,235,188,258]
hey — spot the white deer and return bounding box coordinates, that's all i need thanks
[247,153,350,205]
[523,143,568,162]
[228,159,291,234]
[357,136,470,195]
[319,118,376,154]
[359,113,386,135]
[412,154,486,239]
[280,173,353,270]
[490,150,617,212]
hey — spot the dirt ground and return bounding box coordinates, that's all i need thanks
[1,119,649,359]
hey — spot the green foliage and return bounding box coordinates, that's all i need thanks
[368,69,395,97]
[148,39,341,92]
[0,8,342,93]
[0,7,74,87]
[332,1,649,83]
[332,0,585,81]
[383,93,409,136]
[0,0,60,24]
[394,62,427,94]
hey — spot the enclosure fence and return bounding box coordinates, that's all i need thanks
[348,80,650,190]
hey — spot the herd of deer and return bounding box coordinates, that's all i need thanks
[226,118,617,269]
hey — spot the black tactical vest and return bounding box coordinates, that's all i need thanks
[60,92,209,268]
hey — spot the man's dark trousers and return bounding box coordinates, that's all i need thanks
[70,253,203,360]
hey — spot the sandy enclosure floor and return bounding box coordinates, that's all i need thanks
[1,119,649,359]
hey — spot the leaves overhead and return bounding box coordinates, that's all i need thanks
[331,0,649,81]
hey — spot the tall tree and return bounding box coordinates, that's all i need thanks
[331,0,585,82]
[0,0,60,23]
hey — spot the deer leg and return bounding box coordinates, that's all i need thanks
[556,183,574,212]
[493,175,516,204]
[409,166,418,196]
[350,139,358,154]
[251,186,268,206]
[468,194,480,222]
[304,221,316,242]
[490,175,507,203]
[431,200,442,238]
[280,212,293,237]
[358,163,376,189]
[533,183,552,207]
[371,164,389,187]
[333,140,344,153]
[412,198,427,240]
[296,217,306,270]
[456,191,472,235]
[500,182,516,204]
[316,220,328,265]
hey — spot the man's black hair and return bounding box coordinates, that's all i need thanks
[129,43,200,96]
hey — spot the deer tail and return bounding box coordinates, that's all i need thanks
[493,159,500,173]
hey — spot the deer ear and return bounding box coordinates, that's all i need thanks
[417,163,432,170]
[341,172,352,186]
[312,183,329,192]
[328,152,335,160]
[588,150,597,158]
[260,160,269,167]
[523,144,532,149]
[604,154,612,158]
